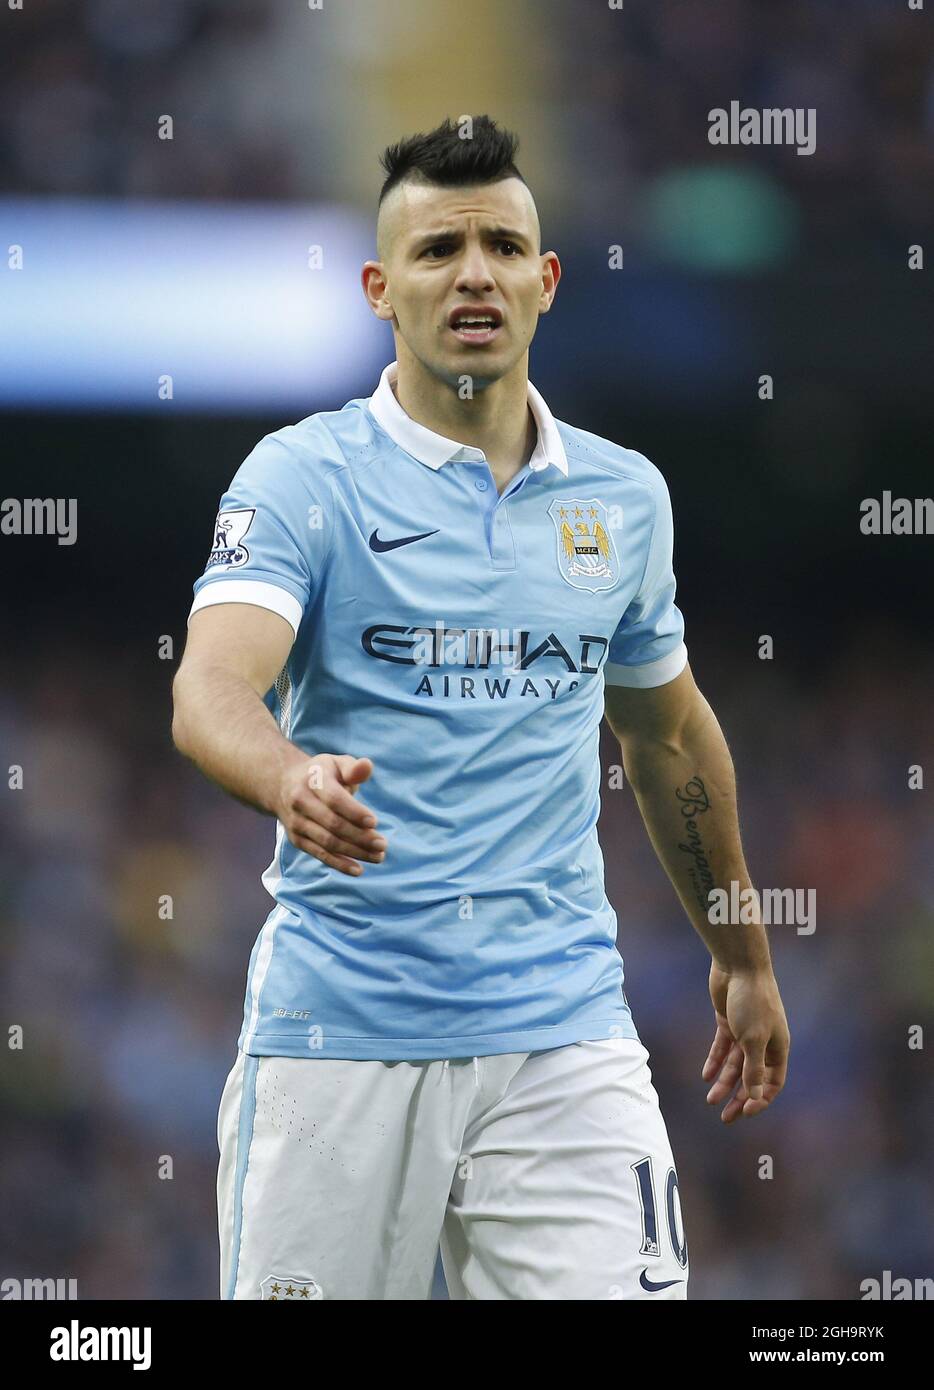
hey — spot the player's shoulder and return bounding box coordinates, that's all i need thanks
[234,398,377,495]
[555,419,671,497]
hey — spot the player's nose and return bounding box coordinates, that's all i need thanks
[454,248,496,294]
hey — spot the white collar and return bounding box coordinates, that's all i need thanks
[367,360,569,476]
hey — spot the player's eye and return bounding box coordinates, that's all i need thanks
[497,241,521,255]
[423,243,453,259]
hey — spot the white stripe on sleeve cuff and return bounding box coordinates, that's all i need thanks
[603,641,688,689]
[188,580,304,639]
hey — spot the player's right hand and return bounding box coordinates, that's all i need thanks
[277,753,386,875]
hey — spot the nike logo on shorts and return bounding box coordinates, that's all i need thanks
[639,1269,684,1292]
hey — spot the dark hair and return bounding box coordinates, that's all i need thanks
[378,115,525,205]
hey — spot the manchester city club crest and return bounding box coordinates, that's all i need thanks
[260,1274,323,1300]
[547,498,619,592]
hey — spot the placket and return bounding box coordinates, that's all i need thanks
[464,460,531,571]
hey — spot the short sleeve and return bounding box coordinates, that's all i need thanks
[604,465,688,688]
[189,435,329,639]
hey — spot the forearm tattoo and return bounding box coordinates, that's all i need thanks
[675,776,716,915]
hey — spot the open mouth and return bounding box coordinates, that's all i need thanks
[448,308,503,345]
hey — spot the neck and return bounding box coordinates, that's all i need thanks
[393,344,537,492]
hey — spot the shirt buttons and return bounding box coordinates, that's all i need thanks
[475,479,489,492]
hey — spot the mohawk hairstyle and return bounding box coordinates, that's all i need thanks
[378,115,525,205]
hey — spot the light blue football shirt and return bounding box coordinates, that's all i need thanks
[189,360,688,1059]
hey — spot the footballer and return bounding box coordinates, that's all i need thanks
[172,115,790,1301]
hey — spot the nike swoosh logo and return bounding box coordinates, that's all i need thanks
[369,528,439,553]
[639,1269,684,1292]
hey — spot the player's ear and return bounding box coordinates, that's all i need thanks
[539,252,561,312]
[361,261,394,321]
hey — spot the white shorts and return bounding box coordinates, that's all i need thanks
[217,1037,688,1300]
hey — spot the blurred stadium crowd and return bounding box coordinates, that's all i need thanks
[1,630,932,1299]
[2,0,932,258]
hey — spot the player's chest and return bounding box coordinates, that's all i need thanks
[327,473,645,629]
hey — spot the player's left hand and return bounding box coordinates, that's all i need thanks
[702,962,790,1123]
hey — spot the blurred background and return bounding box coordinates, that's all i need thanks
[1,0,933,1300]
